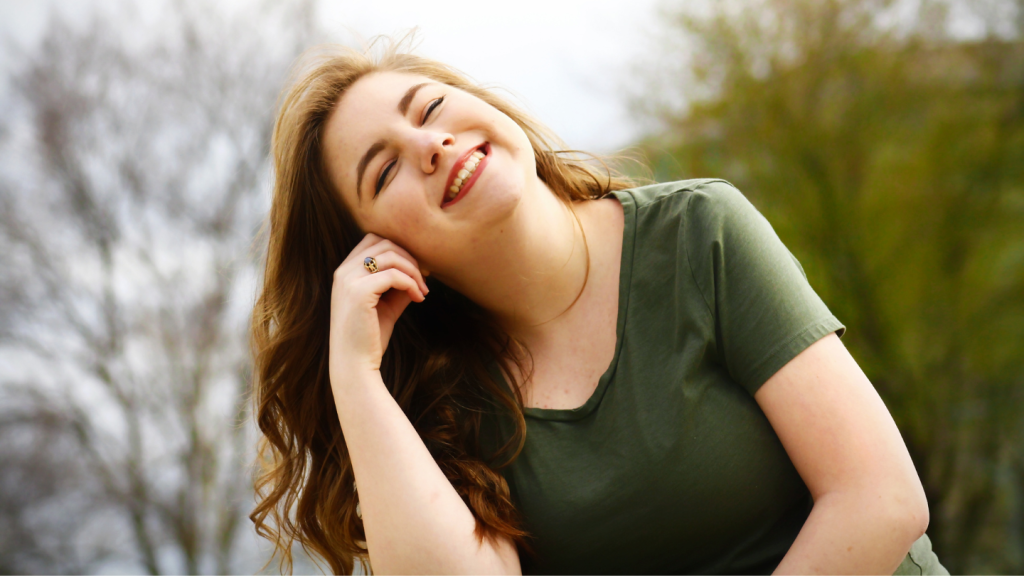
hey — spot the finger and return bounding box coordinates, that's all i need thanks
[341,236,424,283]
[357,268,425,302]
[349,233,382,259]
[379,286,414,316]
[336,234,384,277]
[365,251,429,294]
[362,239,420,272]
[378,289,413,351]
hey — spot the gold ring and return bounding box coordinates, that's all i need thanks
[363,257,379,274]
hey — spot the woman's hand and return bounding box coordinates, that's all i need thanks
[329,233,429,380]
[326,236,521,575]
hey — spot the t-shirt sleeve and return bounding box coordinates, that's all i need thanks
[684,180,845,395]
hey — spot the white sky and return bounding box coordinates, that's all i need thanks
[0,0,666,152]
[0,0,1008,153]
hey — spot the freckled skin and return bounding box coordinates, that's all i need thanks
[322,69,626,416]
[321,71,536,279]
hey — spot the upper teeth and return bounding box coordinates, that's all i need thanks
[448,150,486,200]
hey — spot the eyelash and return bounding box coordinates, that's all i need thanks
[374,96,445,197]
[375,162,393,197]
[423,96,444,124]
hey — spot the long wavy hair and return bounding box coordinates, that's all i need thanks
[250,37,639,574]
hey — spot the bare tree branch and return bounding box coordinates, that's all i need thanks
[0,1,325,573]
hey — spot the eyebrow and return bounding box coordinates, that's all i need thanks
[355,82,431,201]
[399,82,429,115]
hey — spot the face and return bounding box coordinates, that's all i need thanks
[322,71,538,275]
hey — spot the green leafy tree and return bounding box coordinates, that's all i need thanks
[636,0,1024,571]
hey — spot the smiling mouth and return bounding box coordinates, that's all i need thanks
[442,143,489,208]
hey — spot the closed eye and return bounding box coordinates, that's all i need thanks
[423,96,444,124]
[375,160,395,197]
[374,96,443,197]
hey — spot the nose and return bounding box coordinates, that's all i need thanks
[411,129,454,174]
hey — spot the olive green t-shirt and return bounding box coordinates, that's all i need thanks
[483,180,945,574]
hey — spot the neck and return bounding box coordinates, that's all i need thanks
[434,182,590,340]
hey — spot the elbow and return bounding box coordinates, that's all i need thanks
[906,483,930,539]
[876,461,931,542]
[822,478,931,546]
[882,477,930,546]
[898,466,930,539]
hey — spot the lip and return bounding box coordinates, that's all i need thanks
[441,142,490,209]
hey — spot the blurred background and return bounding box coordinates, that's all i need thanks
[0,0,1020,573]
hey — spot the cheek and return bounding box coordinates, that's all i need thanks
[496,120,534,173]
[365,197,435,250]
[370,213,419,244]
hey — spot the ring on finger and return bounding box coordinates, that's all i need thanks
[363,256,379,274]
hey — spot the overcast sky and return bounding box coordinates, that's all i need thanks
[0,0,667,152]
[0,3,666,571]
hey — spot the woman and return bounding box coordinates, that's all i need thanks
[250,39,946,575]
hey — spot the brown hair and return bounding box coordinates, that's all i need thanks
[250,36,638,574]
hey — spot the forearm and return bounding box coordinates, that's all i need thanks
[333,369,520,575]
[773,491,927,575]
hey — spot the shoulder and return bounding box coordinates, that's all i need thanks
[610,178,743,213]
[610,178,762,244]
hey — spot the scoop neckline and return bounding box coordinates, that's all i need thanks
[507,189,637,422]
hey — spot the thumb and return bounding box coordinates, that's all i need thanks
[377,289,414,348]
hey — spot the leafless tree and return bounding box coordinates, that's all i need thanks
[0,1,321,573]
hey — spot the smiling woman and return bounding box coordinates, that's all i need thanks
[249,37,947,575]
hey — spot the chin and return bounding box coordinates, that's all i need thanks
[476,178,524,225]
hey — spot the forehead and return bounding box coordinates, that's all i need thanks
[335,70,434,125]
[323,72,435,197]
